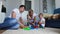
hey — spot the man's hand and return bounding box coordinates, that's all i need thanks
[11,11,16,18]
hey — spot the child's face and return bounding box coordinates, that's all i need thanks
[29,11,33,16]
[39,15,43,18]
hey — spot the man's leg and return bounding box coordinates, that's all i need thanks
[0,17,19,29]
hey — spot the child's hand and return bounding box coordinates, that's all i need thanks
[38,22,42,24]
[27,15,31,19]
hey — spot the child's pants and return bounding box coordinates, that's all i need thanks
[40,24,45,28]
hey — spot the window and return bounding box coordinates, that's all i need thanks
[25,0,31,11]
[43,0,47,13]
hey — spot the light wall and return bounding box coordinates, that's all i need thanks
[6,0,25,16]
[55,0,60,9]
[47,0,55,14]
[6,0,60,17]
[31,0,42,14]
[0,0,5,23]
[32,0,55,14]
[0,1,2,13]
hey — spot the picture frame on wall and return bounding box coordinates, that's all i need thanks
[43,0,47,13]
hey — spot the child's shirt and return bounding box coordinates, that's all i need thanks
[27,16,34,23]
[27,13,37,23]
[36,16,45,24]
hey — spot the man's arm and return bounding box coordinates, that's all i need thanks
[19,17,23,24]
[11,11,16,18]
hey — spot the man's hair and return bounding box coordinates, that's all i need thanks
[19,5,26,9]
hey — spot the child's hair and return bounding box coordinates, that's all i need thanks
[39,13,43,17]
[28,9,33,16]
[29,9,33,13]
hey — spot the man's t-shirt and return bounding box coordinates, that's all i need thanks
[9,8,28,20]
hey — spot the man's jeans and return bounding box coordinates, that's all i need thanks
[0,17,20,29]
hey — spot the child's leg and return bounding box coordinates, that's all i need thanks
[40,24,45,28]
[34,22,39,28]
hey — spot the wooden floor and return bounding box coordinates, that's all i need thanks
[0,30,6,34]
[0,28,60,34]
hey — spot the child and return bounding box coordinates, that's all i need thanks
[27,9,36,28]
[38,13,45,28]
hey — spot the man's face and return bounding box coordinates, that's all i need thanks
[19,7,25,13]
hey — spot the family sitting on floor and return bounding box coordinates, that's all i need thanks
[0,5,45,29]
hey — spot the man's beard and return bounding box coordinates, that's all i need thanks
[20,11,23,13]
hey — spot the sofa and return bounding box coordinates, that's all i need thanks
[44,14,60,28]
[45,19,60,28]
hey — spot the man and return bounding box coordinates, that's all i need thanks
[0,5,27,29]
[9,5,28,28]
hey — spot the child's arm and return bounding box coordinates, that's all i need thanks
[33,16,36,23]
[27,15,31,20]
[38,19,45,24]
[38,18,45,26]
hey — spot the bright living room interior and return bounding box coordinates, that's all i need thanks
[0,0,60,34]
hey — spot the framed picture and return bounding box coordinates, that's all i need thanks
[43,0,47,13]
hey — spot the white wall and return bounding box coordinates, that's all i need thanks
[39,0,43,13]
[6,0,25,16]
[47,0,54,14]
[55,0,60,9]
[6,0,56,16]
[32,0,55,14]
[2,0,6,7]
[0,0,2,13]
[0,0,5,23]
[31,0,40,14]
[34,0,40,14]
